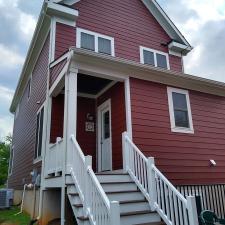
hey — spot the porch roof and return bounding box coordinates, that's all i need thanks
[69,47,225,98]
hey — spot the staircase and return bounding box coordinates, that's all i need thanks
[66,172,165,225]
[65,133,199,225]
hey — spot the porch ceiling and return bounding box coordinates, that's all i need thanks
[77,73,112,95]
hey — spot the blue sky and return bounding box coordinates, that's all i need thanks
[0,0,225,140]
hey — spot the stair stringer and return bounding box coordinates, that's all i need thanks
[67,182,91,225]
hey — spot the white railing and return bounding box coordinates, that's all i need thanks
[45,137,64,176]
[70,135,120,225]
[122,132,199,225]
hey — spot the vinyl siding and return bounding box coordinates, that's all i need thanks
[8,34,50,189]
[54,0,182,73]
[130,77,225,185]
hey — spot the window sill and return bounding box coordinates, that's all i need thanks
[33,157,42,164]
[171,127,194,134]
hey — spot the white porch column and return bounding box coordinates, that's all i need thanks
[63,65,78,173]
[125,77,133,139]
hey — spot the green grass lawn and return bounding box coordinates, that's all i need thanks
[0,207,30,225]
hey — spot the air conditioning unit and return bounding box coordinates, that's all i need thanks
[0,189,13,209]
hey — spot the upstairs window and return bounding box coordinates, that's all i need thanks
[140,46,170,69]
[27,77,32,100]
[167,87,194,133]
[77,28,115,56]
[35,106,44,160]
[8,147,14,175]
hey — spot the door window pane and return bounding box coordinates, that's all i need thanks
[81,32,95,51]
[103,111,110,139]
[98,37,111,55]
[143,50,155,66]
[156,53,167,69]
[172,92,189,128]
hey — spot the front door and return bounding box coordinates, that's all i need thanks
[98,99,112,172]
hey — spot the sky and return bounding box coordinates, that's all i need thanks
[0,0,225,140]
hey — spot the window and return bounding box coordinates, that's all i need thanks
[8,147,14,175]
[77,28,115,56]
[140,46,170,69]
[167,87,194,133]
[27,78,32,100]
[35,106,44,159]
[15,104,20,119]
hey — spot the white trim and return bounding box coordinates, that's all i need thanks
[35,103,45,160]
[27,75,32,101]
[15,102,20,119]
[125,78,133,139]
[95,81,116,98]
[50,17,56,62]
[47,2,79,19]
[167,87,194,134]
[140,46,170,70]
[8,146,14,176]
[142,0,192,49]
[76,28,115,57]
[77,92,96,99]
[33,156,42,164]
[50,52,69,68]
[49,61,70,96]
[97,99,112,172]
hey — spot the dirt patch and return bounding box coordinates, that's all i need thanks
[0,222,18,225]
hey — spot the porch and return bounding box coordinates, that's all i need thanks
[44,69,129,178]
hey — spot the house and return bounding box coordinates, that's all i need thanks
[8,0,225,224]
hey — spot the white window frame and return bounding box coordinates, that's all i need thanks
[34,104,45,163]
[167,87,194,134]
[76,28,115,56]
[15,103,20,120]
[27,75,32,101]
[140,46,170,70]
[8,146,14,176]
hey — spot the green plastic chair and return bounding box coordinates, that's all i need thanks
[200,210,225,225]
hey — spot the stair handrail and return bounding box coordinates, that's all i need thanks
[122,132,198,225]
[70,134,120,225]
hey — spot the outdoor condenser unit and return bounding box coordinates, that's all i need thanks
[0,189,13,209]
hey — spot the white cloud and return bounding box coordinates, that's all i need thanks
[18,12,36,39]
[0,85,14,103]
[0,44,24,68]
[159,0,225,82]
[0,0,37,41]
[0,116,13,141]
[0,85,14,141]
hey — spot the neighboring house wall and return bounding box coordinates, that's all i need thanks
[97,82,126,170]
[54,0,182,73]
[8,34,50,189]
[130,77,225,185]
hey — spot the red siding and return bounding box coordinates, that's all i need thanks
[130,77,225,185]
[8,35,50,189]
[50,94,64,143]
[97,83,126,170]
[55,23,76,59]
[55,0,182,73]
[49,59,67,88]
[77,97,97,170]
